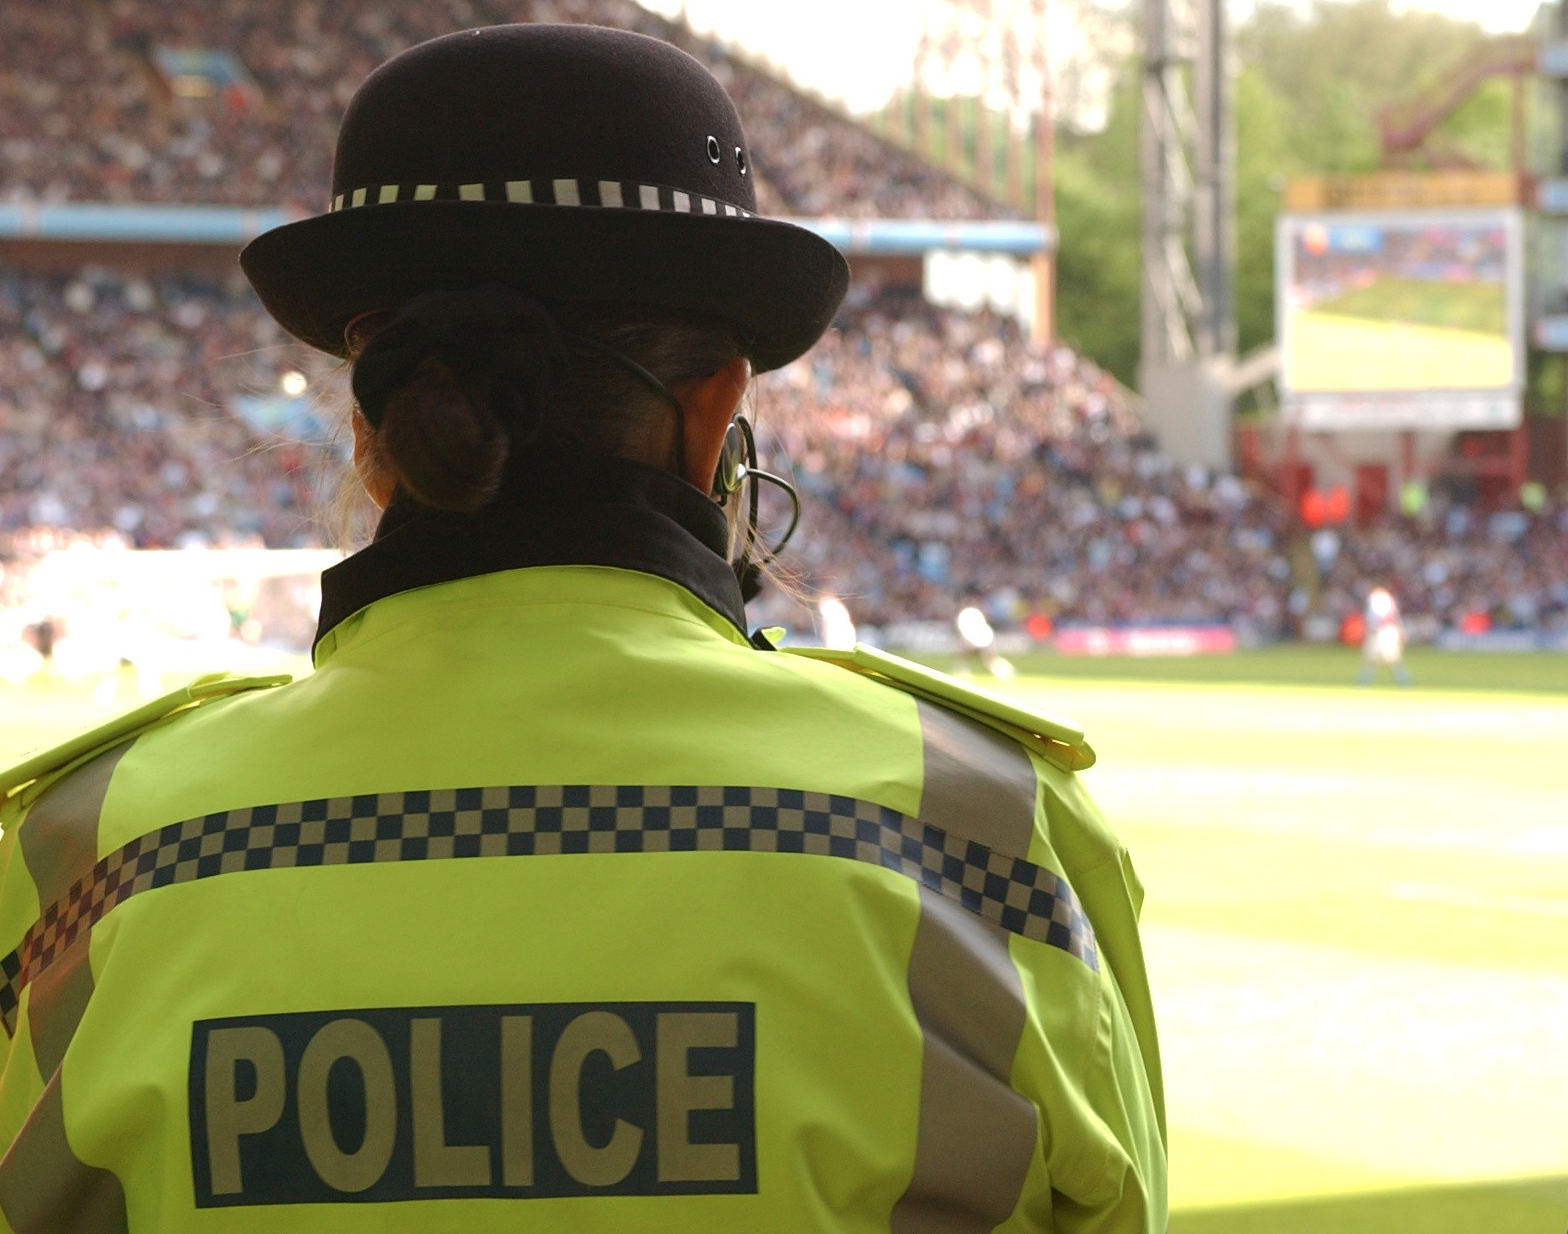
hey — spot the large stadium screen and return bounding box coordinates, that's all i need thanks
[1277,209,1524,430]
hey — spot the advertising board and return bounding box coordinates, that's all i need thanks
[1277,208,1524,430]
[1282,170,1520,212]
[1052,625,1238,656]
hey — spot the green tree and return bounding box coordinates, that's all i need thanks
[1436,76,1521,169]
[1239,0,1490,138]
[1054,144,1142,382]
[1233,67,1294,360]
[1054,69,1142,383]
[1053,0,1505,387]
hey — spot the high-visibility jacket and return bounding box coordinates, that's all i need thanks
[0,452,1166,1233]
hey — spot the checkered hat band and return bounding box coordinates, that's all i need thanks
[0,784,1097,1034]
[328,178,755,219]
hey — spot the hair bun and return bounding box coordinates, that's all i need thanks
[352,286,565,431]
[352,287,568,511]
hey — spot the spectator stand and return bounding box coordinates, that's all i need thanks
[1,1,1565,652]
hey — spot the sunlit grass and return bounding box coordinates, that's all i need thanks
[1005,671,1568,1232]
[4,652,1567,1231]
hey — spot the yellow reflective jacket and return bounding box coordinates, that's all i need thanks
[0,457,1165,1233]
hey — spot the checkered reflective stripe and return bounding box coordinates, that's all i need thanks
[328,177,755,218]
[0,785,1097,1033]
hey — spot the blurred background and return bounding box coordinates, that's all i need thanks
[1,0,1565,1230]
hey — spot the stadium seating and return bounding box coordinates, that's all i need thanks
[1,3,1564,645]
[0,0,1009,219]
[759,292,1297,636]
[2,270,1564,640]
[0,269,323,549]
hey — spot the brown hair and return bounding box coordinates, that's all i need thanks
[350,289,743,514]
[342,288,809,609]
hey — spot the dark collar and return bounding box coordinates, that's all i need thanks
[314,446,748,652]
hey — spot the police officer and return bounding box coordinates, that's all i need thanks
[0,25,1166,1233]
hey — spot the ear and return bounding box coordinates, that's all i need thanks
[351,407,399,510]
[671,356,751,493]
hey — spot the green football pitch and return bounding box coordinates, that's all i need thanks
[1015,661,1568,1234]
[1314,277,1506,336]
[4,648,1567,1233]
[1286,276,1513,393]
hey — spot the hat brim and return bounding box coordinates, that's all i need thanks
[240,201,848,372]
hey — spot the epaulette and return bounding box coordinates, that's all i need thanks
[1,672,291,806]
[782,644,1095,773]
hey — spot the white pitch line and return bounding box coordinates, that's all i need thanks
[1388,881,1568,918]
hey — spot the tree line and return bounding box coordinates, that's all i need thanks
[1055,0,1518,389]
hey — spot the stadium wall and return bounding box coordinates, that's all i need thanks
[845,255,923,288]
[1236,417,1560,515]
[0,239,241,278]
[1531,413,1568,488]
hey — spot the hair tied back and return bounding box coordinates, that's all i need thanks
[351,286,569,512]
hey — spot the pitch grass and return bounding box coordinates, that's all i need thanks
[1008,666,1568,1234]
[1285,311,1514,392]
[989,645,1568,694]
[1315,277,1506,336]
[3,650,1567,1234]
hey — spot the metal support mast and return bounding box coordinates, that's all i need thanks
[1139,0,1235,467]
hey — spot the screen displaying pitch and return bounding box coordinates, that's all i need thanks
[1278,210,1522,396]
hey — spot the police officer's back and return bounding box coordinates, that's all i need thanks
[0,25,1166,1232]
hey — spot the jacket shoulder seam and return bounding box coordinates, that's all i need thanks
[1,672,291,807]
[780,645,1095,772]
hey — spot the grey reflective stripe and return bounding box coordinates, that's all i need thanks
[0,1072,129,1234]
[905,891,1030,1083]
[914,702,1097,968]
[2,784,1099,1026]
[17,744,129,909]
[7,745,128,1056]
[27,938,94,1082]
[916,702,1038,859]
[892,889,1036,1234]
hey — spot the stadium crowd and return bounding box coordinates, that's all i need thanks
[0,269,323,549]
[0,0,1005,219]
[1,3,1563,647]
[3,270,1566,647]
[757,293,1298,637]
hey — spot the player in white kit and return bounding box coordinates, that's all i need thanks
[815,594,858,650]
[955,604,1015,680]
[1359,585,1412,686]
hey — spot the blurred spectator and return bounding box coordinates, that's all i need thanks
[757,292,1297,636]
[0,268,334,547]
[7,3,1559,652]
[1,0,1009,219]
[3,275,1566,643]
[750,290,1568,640]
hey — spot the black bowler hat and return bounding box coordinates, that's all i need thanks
[240,24,849,371]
